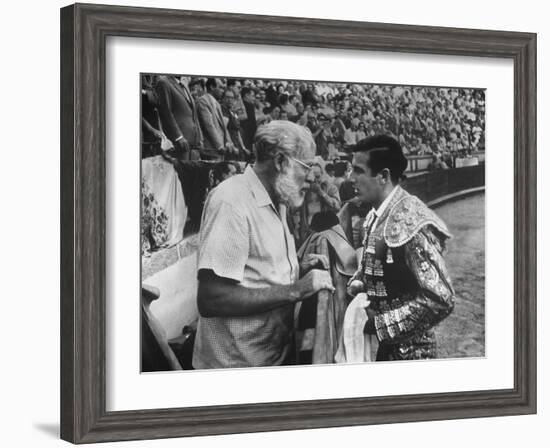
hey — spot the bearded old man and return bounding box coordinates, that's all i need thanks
[192,120,334,369]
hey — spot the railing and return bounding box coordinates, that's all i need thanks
[405,150,485,172]
[402,163,485,204]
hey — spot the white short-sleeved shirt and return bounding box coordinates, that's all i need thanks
[192,166,299,369]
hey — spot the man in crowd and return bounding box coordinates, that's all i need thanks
[306,111,319,134]
[292,157,341,245]
[197,78,235,159]
[227,78,247,120]
[192,121,334,369]
[155,75,203,160]
[211,161,238,187]
[220,89,249,160]
[280,93,298,119]
[314,114,333,159]
[240,86,257,151]
[324,163,335,182]
[141,74,163,158]
[348,135,455,360]
[427,153,449,171]
[295,160,341,244]
[344,119,359,146]
[189,78,206,100]
[301,83,317,106]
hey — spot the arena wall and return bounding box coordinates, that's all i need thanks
[402,164,485,207]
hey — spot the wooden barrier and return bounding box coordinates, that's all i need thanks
[405,151,485,172]
[402,163,485,204]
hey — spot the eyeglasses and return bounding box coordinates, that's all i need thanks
[288,156,314,172]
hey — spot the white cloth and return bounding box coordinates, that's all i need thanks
[334,293,376,363]
[141,156,187,249]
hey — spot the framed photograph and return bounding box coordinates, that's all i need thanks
[60,3,536,444]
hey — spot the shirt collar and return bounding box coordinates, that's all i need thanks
[365,185,400,227]
[243,166,273,208]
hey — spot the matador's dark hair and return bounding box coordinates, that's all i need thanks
[353,134,408,184]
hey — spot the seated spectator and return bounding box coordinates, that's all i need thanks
[428,154,449,171]
[211,161,237,187]
[441,150,454,168]
[324,163,335,182]
[269,105,281,121]
[417,137,433,155]
[279,93,298,118]
[344,121,358,146]
[356,121,367,141]
[332,161,351,190]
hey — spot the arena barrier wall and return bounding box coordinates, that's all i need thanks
[405,151,485,172]
[402,163,485,206]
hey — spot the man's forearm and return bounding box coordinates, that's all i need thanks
[197,279,301,318]
[197,267,333,318]
[142,117,157,135]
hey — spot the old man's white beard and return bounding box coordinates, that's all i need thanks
[274,171,305,210]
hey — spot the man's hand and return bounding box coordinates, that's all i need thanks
[300,253,329,274]
[227,143,238,155]
[294,269,334,301]
[347,268,363,288]
[152,129,164,141]
[309,181,322,194]
[347,280,365,297]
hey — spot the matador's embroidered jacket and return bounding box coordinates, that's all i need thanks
[359,185,455,360]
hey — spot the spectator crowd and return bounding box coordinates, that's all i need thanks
[141,73,485,250]
[142,74,485,162]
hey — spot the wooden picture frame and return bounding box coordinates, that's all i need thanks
[60,3,536,443]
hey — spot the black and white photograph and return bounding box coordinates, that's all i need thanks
[140,73,486,372]
[2,0,544,445]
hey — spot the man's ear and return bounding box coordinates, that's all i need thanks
[273,152,288,173]
[379,168,391,184]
